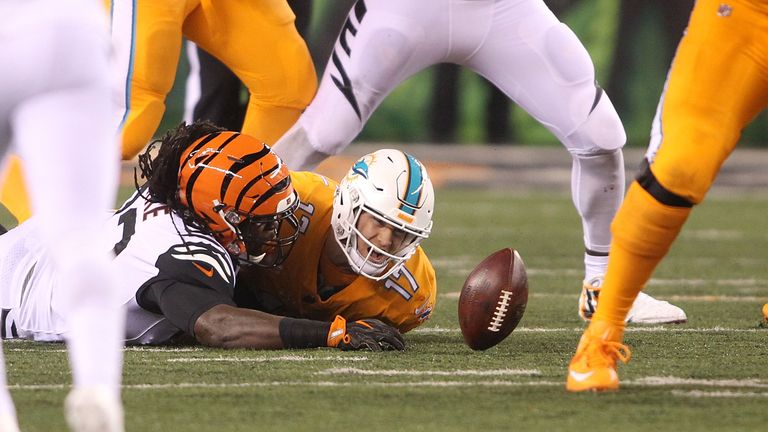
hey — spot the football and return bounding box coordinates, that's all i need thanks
[458,248,528,350]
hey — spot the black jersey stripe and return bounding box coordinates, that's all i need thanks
[338,18,357,56]
[355,0,367,23]
[331,51,362,119]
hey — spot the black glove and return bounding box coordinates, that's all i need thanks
[326,315,405,352]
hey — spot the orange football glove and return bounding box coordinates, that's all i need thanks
[326,315,405,352]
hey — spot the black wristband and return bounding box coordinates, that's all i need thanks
[279,317,332,348]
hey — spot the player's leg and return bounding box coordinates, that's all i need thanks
[595,0,768,328]
[463,0,657,318]
[569,0,768,392]
[109,0,189,159]
[11,2,125,428]
[185,0,316,146]
[272,0,447,170]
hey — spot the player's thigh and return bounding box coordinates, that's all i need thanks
[650,0,768,203]
[313,0,443,121]
[110,0,189,108]
[185,0,315,108]
[0,1,105,148]
[468,0,600,142]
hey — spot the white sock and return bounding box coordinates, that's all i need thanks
[584,253,609,282]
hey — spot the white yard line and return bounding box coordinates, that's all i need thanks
[8,376,767,391]
[629,376,768,388]
[440,291,767,302]
[315,368,541,376]
[671,390,768,398]
[167,355,369,363]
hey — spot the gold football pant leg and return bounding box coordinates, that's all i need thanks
[0,156,31,223]
[111,0,193,159]
[184,0,316,145]
[592,183,691,327]
[592,0,768,327]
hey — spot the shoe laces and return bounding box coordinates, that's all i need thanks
[580,338,631,367]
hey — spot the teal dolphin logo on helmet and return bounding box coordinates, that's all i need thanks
[352,158,370,179]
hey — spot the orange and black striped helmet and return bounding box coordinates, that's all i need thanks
[178,131,299,266]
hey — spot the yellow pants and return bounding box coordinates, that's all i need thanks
[2,0,317,223]
[112,0,317,159]
[593,0,768,326]
[650,0,768,203]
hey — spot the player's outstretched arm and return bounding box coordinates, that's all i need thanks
[193,306,405,351]
[193,304,285,349]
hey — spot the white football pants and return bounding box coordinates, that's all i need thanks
[274,0,626,273]
[0,0,125,410]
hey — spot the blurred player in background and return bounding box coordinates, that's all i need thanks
[271,0,685,324]
[236,148,437,334]
[567,0,768,392]
[0,0,125,431]
[0,0,317,225]
[0,122,411,352]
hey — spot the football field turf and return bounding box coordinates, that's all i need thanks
[5,189,767,431]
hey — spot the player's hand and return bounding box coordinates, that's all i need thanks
[326,315,405,352]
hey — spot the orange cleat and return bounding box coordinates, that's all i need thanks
[566,320,631,392]
[762,303,768,323]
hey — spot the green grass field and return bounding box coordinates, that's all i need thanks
[4,189,767,431]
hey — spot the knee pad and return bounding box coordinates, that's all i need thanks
[565,91,627,155]
[271,122,331,172]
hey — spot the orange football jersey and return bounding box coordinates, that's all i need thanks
[238,171,436,333]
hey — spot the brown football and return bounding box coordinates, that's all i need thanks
[458,248,528,350]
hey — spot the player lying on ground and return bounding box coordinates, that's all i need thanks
[272,0,686,324]
[235,148,436,334]
[0,121,415,352]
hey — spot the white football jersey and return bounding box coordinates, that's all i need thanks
[0,190,236,344]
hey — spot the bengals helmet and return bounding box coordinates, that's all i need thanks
[178,131,299,267]
[331,149,434,280]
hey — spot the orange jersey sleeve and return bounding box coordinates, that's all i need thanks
[237,171,437,333]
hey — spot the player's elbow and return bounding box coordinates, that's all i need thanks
[193,305,243,348]
[193,304,283,349]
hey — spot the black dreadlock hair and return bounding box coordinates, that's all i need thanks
[135,120,226,235]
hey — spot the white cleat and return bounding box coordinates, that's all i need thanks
[626,291,687,324]
[64,387,124,432]
[579,276,687,324]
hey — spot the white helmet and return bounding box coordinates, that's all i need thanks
[332,149,434,280]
